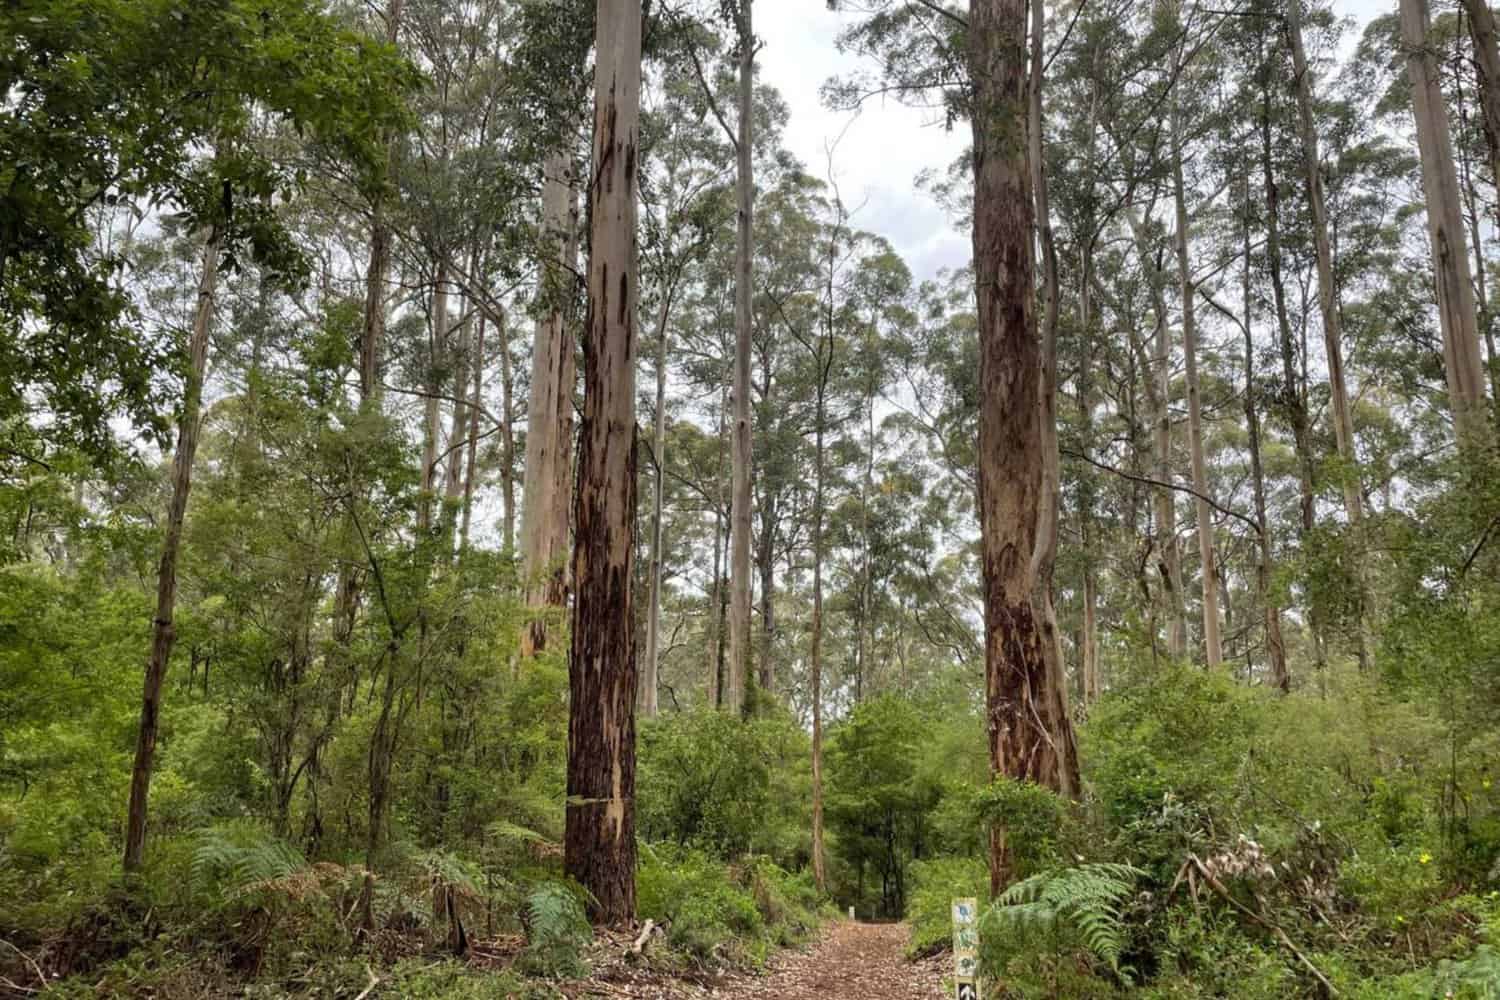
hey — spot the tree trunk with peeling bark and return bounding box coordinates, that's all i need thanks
[419,261,449,534]
[520,152,580,657]
[969,0,1079,896]
[1401,0,1495,453]
[565,0,641,926]
[460,311,486,556]
[1287,0,1372,669]
[1459,0,1500,427]
[1126,208,1187,661]
[1170,76,1223,669]
[1242,168,1289,691]
[727,0,755,715]
[124,227,222,873]
[643,294,670,720]
[1026,0,1081,763]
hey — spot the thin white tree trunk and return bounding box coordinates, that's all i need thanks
[520,152,580,656]
[1171,75,1222,668]
[124,226,222,872]
[1288,0,1372,669]
[727,0,755,714]
[643,293,670,719]
[1401,0,1495,452]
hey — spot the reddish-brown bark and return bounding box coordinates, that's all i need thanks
[564,0,642,926]
[968,0,1079,896]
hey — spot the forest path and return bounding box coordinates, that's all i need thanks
[569,921,949,999]
[718,921,947,999]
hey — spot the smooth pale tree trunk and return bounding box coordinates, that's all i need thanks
[1242,171,1289,691]
[1074,54,1103,703]
[498,310,516,552]
[807,210,841,893]
[642,294,671,720]
[361,0,402,404]
[460,312,486,556]
[756,490,776,695]
[1170,84,1223,669]
[727,0,755,715]
[565,0,641,926]
[1287,0,1372,670]
[1027,0,1081,757]
[442,301,472,539]
[519,152,580,657]
[1460,0,1500,424]
[1259,80,1326,669]
[1401,0,1495,453]
[809,363,830,895]
[969,0,1080,895]
[1125,208,1187,660]
[124,227,222,873]
[418,262,449,533]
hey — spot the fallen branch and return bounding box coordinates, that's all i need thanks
[1174,856,1337,996]
[626,919,661,959]
[0,938,44,991]
[353,963,380,1000]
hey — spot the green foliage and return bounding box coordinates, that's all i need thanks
[0,0,412,461]
[975,779,1068,878]
[906,855,989,956]
[824,694,946,917]
[637,708,805,861]
[982,863,1145,979]
[520,883,592,977]
[636,844,820,967]
[189,822,307,900]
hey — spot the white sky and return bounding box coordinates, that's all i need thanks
[754,0,1390,282]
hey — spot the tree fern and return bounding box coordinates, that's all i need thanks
[983,862,1144,977]
[190,823,307,900]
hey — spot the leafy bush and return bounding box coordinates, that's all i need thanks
[637,844,820,967]
[637,708,808,864]
[906,855,989,956]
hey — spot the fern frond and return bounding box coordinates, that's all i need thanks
[985,862,1144,977]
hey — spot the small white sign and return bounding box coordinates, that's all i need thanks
[952,897,980,1000]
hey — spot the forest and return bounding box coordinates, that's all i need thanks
[3,0,1500,996]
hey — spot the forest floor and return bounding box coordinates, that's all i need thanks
[557,921,950,999]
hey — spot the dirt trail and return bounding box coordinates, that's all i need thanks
[567,921,949,999]
[722,921,947,999]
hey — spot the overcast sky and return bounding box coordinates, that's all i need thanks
[752,0,1390,282]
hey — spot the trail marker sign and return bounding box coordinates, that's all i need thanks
[951,897,980,1000]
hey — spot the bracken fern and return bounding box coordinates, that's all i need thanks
[982,862,1144,977]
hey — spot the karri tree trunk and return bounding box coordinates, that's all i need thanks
[1127,207,1188,660]
[1170,76,1223,669]
[1242,169,1289,690]
[1027,0,1081,751]
[1287,0,1372,669]
[1260,72,1326,668]
[809,362,830,895]
[565,0,642,926]
[124,226,222,873]
[1460,0,1500,424]
[969,0,1080,896]
[418,261,449,534]
[642,294,671,719]
[727,0,755,715]
[460,311,487,555]
[360,0,402,406]
[1401,0,1495,453]
[519,152,580,657]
